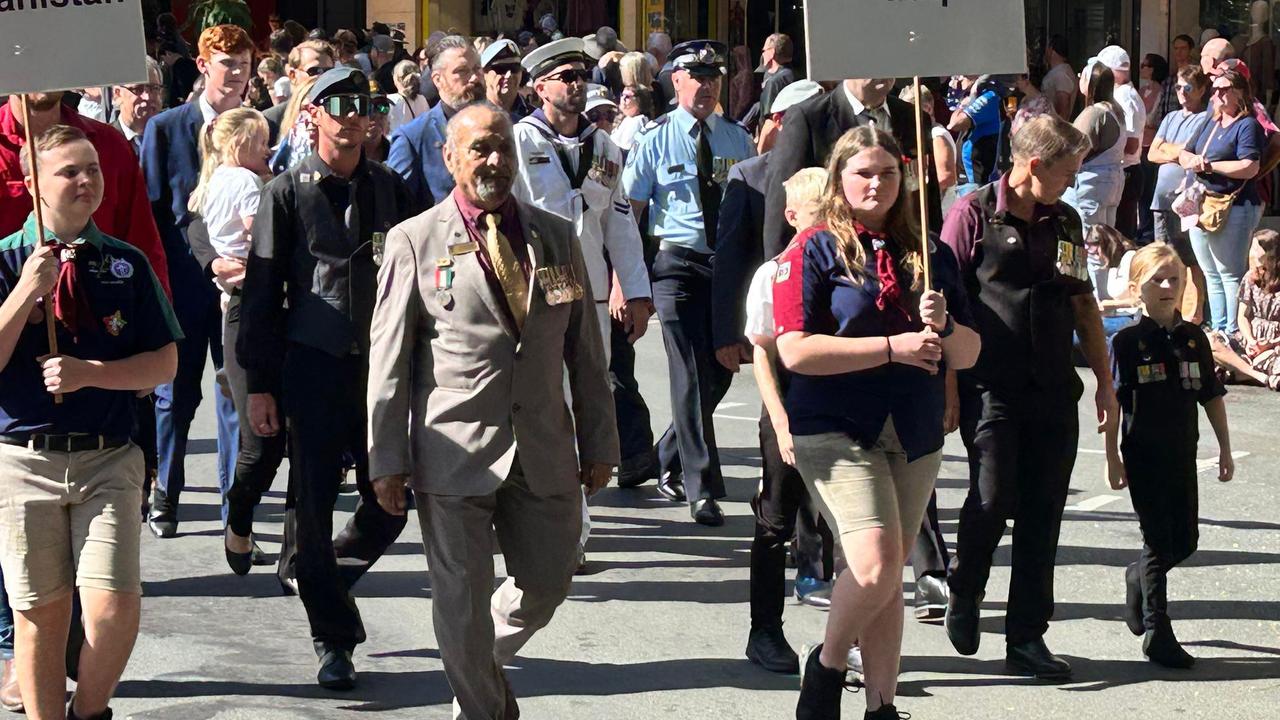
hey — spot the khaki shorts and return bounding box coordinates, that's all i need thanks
[0,443,144,611]
[793,419,941,545]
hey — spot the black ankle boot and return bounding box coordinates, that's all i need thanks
[1143,623,1195,669]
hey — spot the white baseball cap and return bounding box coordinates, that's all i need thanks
[1097,45,1131,72]
[770,80,823,116]
[584,84,617,113]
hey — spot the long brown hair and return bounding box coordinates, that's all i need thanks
[1083,61,1117,112]
[819,126,923,289]
[1256,229,1280,294]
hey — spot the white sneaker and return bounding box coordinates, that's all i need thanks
[846,645,864,685]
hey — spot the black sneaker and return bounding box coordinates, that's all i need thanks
[1124,563,1145,636]
[796,643,854,720]
[1143,624,1195,669]
[745,624,800,674]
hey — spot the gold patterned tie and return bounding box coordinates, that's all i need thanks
[484,212,529,330]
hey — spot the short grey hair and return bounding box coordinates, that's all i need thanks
[430,34,473,72]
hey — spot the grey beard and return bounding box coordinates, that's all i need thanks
[475,178,509,204]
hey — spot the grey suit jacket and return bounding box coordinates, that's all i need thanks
[367,196,620,497]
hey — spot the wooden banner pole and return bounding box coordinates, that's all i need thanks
[19,95,63,404]
[911,75,933,290]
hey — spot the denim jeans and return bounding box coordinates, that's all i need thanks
[1189,202,1263,334]
[0,566,13,660]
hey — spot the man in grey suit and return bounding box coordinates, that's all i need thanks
[367,103,619,720]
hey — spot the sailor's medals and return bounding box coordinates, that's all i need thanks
[536,264,584,306]
[434,257,455,308]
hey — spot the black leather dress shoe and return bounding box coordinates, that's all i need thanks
[945,590,982,656]
[745,624,800,674]
[656,472,686,502]
[147,490,177,538]
[1124,563,1145,636]
[1143,624,1195,668]
[317,647,357,690]
[225,546,252,576]
[1006,637,1072,680]
[914,574,949,621]
[691,498,724,526]
[616,450,659,488]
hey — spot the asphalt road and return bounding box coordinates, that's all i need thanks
[104,324,1280,719]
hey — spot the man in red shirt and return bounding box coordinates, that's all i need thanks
[0,92,170,295]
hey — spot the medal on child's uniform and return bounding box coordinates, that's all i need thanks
[1180,361,1202,390]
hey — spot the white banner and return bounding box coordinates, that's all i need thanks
[0,0,149,96]
[804,0,1028,81]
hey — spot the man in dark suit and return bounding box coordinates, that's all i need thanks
[387,35,484,211]
[110,57,165,158]
[761,77,952,619]
[141,24,254,538]
[763,77,943,258]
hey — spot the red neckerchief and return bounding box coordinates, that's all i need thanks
[853,222,914,334]
[52,242,93,341]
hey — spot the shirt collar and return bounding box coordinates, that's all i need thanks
[22,214,105,250]
[842,84,890,123]
[198,93,218,124]
[671,105,718,137]
[301,149,370,183]
[451,187,517,231]
[120,121,140,143]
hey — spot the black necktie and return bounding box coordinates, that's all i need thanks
[696,120,720,248]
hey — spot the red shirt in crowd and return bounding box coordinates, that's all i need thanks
[0,103,171,297]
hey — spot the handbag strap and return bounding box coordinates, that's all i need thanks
[1196,117,1246,198]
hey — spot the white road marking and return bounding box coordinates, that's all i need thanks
[718,402,748,409]
[1066,495,1122,512]
[713,413,759,422]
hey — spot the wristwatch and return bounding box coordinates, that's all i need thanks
[938,314,955,339]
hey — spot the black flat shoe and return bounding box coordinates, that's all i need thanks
[656,472,686,502]
[914,574,949,621]
[745,624,800,674]
[1143,624,1195,669]
[317,647,356,690]
[225,546,252,576]
[1124,563,1145,636]
[945,590,982,656]
[1006,638,1072,681]
[691,498,724,526]
[616,450,660,488]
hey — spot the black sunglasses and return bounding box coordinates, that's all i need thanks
[321,94,372,117]
[545,68,592,84]
[589,109,619,123]
[304,65,328,77]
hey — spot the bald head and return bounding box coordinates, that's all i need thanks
[444,103,516,209]
[1201,37,1235,74]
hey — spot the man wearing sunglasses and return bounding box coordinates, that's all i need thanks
[264,39,337,145]
[237,68,415,691]
[512,38,652,566]
[481,39,533,122]
[622,39,755,526]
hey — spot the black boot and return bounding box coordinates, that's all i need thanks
[1124,563,1144,636]
[745,624,800,674]
[1006,637,1072,681]
[945,590,983,656]
[796,644,848,720]
[316,643,357,690]
[1143,623,1195,669]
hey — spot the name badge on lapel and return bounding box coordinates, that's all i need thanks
[1055,240,1088,282]
[449,241,480,256]
[536,265,584,306]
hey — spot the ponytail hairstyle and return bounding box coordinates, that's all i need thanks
[188,107,269,215]
[818,126,923,290]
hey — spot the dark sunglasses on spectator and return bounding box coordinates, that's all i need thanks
[305,65,328,77]
[320,94,372,117]
[589,109,618,123]
[545,68,592,84]
[370,96,392,116]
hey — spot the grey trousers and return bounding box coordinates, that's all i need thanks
[419,464,582,720]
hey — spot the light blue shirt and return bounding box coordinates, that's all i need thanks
[623,106,754,254]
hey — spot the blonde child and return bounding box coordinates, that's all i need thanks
[1104,243,1233,669]
[188,108,271,305]
[1210,229,1280,389]
[743,168,846,676]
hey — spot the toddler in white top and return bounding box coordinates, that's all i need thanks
[188,107,271,306]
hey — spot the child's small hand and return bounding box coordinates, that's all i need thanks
[1219,451,1234,483]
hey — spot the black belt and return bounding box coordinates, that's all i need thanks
[0,434,130,452]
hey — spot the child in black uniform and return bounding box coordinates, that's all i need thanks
[1104,243,1234,669]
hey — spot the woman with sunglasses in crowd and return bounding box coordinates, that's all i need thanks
[1179,67,1266,336]
[775,127,980,720]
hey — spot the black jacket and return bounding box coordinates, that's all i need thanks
[711,152,770,351]
[237,152,414,395]
[763,91,942,258]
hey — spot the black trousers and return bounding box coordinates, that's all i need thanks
[223,296,290,538]
[133,394,157,502]
[1126,448,1199,630]
[610,318,656,464]
[949,382,1079,645]
[652,247,732,502]
[749,407,834,628]
[283,344,407,649]
[1117,164,1145,240]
